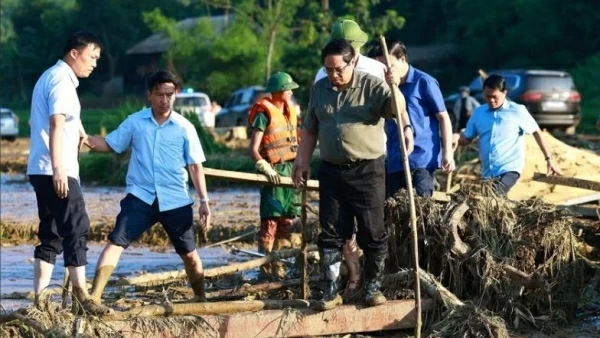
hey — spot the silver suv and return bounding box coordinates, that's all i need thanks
[0,108,19,141]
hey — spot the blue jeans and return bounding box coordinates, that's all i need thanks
[385,168,435,198]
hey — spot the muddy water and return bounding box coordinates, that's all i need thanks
[0,173,263,309]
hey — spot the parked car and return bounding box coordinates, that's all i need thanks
[0,107,19,141]
[173,91,214,128]
[445,70,581,134]
[215,86,302,128]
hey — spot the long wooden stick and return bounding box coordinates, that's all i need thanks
[379,35,422,338]
[204,167,451,202]
[300,171,309,299]
[200,229,256,248]
[532,173,600,192]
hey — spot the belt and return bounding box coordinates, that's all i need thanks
[324,159,370,169]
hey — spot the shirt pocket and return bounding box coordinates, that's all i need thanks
[160,134,186,168]
[314,104,335,122]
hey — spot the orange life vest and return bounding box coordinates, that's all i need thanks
[248,97,298,164]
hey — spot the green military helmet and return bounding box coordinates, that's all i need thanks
[264,72,299,93]
[330,19,368,50]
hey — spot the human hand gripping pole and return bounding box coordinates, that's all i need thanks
[255,159,281,184]
[379,35,423,338]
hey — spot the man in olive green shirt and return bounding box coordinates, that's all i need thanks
[293,39,412,309]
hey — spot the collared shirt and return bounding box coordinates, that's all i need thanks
[314,54,386,83]
[464,100,539,178]
[27,60,82,179]
[106,108,206,211]
[385,66,446,173]
[303,70,394,164]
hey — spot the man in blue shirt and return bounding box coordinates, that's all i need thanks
[86,70,212,306]
[454,74,560,193]
[368,40,455,198]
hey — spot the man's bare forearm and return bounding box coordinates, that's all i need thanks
[297,130,318,161]
[532,130,551,158]
[49,115,65,172]
[87,136,113,153]
[436,112,453,155]
[189,163,209,200]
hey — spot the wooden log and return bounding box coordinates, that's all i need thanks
[557,205,600,219]
[106,299,428,338]
[532,173,600,192]
[108,299,317,320]
[110,247,317,287]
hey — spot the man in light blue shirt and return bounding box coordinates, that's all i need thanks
[86,70,212,306]
[454,74,559,193]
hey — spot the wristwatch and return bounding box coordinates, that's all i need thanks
[404,125,413,132]
[544,156,552,161]
[200,197,210,203]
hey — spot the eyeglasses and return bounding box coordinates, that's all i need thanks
[324,62,352,75]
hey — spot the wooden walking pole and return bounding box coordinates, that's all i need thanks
[379,35,422,338]
[300,172,309,299]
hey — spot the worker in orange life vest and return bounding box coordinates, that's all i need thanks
[248,72,301,279]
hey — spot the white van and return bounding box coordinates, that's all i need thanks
[174,91,215,128]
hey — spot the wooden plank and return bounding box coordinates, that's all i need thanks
[532,173,600,192]
[107,299,431,338]
[556,192,600,206]
[204,168,450,202]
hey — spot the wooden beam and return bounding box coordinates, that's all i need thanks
[556,192,600,206]
[106,299,431,338]
[204,168,451,202]
[532,173,600,192]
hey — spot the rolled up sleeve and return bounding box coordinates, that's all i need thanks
[105,117,134,154]
[184,124,206,164]
[463,111,477,140]
[422,79,446,115]
[371,81,397,119]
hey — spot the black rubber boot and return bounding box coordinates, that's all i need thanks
[364,250,387,306]
[316,247,343,311]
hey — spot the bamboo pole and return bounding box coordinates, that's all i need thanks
[300,171,310,299]
[379,35,422,338]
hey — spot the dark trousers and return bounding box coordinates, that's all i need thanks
[108,194,196,255]
[385,168,435,198]
[492,171,520,194]
[318,156,387,281]
[29,175,90,267]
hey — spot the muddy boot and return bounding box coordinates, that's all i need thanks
[316,247,343,311]
[342,237,361,302]
[72,286,113,316]
[90,265,115,304]
[271,237,289,280]
[364,251,387,307]
[190,274,206,302]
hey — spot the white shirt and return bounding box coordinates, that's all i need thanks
[27,60,82,179]
[314,54,387,83]
[314,54,388,152]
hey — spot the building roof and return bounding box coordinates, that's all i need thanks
[126,15,233,55]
